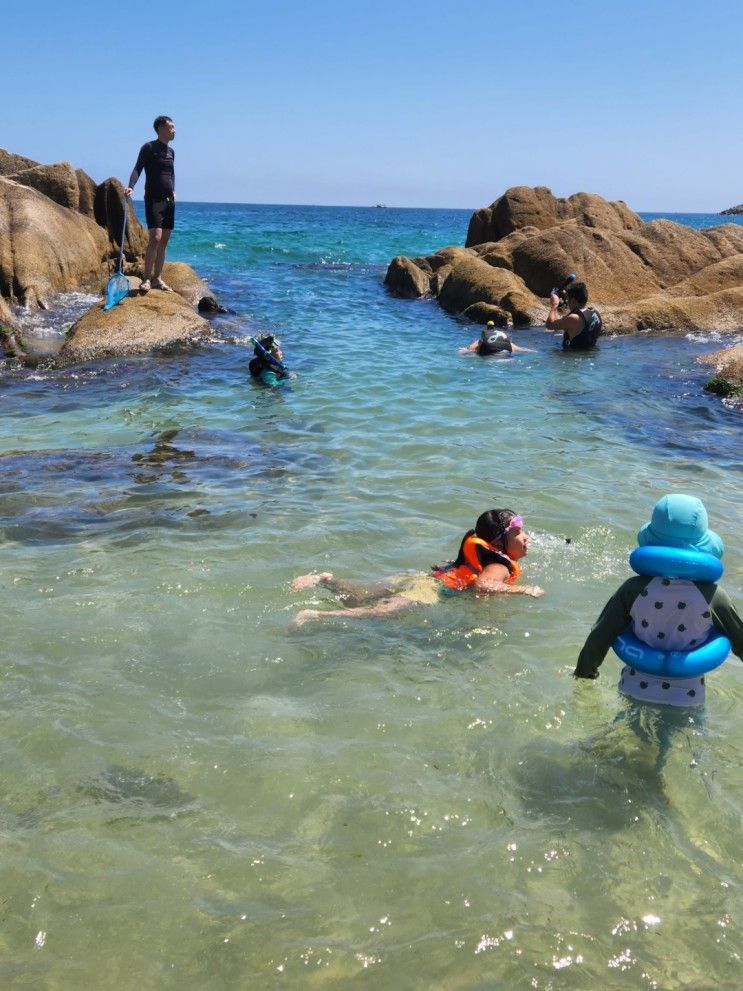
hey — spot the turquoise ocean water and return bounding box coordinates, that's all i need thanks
[1,204,742,989]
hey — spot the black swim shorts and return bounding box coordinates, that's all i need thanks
[145,196,175,231]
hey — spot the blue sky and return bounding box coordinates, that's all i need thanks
[5,0,743,210]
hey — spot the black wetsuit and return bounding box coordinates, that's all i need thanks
[563,307,602,350]
[128,140,175,230]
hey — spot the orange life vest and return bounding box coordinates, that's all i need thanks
[432,535,521,590]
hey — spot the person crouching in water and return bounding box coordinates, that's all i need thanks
[248,335,296,386]
[546,281,603,350]
[290,508,543,626]
[459,321,534,357]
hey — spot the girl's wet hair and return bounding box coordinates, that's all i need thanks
[449,509,518,565]
[475,508,518,548]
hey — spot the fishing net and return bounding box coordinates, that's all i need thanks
[103,204,130,311]
[103,271,130,311]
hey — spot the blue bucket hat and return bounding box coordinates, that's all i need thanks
[637,494,724,559]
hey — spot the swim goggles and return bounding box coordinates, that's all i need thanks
[505,515,524,532]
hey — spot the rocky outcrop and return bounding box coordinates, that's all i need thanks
[0,147,223,370]
[0,149,40,175]
[0,176,110,308]
[384,255,436,298]
[159,261,225,312]
[8,161,81,211]
[386,186,743,333]
[94,178,148,263]
[0,296,25,359]
[466,186,642,247]
[698,344,743,398]
[720,204,743,215]
[76,168,97,218]
[58,290,211,366]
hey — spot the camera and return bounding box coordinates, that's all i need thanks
[550,273,577,303]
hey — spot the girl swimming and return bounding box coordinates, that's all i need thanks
[290,508,543,627]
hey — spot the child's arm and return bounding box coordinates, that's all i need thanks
[511,343,535,353]
[710,587,743,659]
[574,578,647,678]
[474,564,544,597]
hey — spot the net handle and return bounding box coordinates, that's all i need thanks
[116,203,129,275]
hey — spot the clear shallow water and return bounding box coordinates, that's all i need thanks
[1,204,742,989]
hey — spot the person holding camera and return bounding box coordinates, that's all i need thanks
[545,280,603,350]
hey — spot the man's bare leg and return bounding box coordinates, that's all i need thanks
[153,229,173,289]
[141,228,162,290]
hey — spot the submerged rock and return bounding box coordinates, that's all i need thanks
[78,764,195,822]
[698,343,743,398]
[0,296,25,359]
[58,289,211,365]
[386,185,743,334]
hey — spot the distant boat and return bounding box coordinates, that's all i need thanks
[375,203,387,209]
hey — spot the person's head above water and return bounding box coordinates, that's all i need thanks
[475,508,529,559]
[477,322,513,357]
[565,282,589,309]
[255,334,283,360]
[637,494,724,559]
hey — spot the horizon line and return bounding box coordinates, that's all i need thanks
[127,199,733,216]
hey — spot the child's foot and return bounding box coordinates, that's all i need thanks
[289,609,321,630]
[152,278,174,292]
[290,571,332,592]
[139,279,151,293]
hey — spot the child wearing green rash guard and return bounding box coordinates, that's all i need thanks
[575,494,743,706]
[248,335,297,387]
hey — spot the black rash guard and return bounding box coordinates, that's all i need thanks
[128,140,175,200]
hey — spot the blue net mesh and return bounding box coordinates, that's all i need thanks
[103,272,130,311]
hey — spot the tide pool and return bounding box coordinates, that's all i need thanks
[1,204,742,989]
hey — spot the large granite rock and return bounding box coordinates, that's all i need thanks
[94,177,148,264]
[0,148,40,175]
[76,168,97,218]
[8,161,80,211]
[0,176,109,308]
[58,291,211,366]
[466,186,642,246]
[159,261,224,312]
[386,185,743,333]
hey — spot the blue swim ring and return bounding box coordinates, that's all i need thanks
[629,546,723,582]
[613,626,731,678]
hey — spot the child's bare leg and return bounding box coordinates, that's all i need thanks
[291,594,415,628]
[290,572,333,591]
[291,572,394,606]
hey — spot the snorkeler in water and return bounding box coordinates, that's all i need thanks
[249,335,297,386]
[290,508,543,627]
[459,321,534,357]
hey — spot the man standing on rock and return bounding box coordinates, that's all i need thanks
[124,116,176,293]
